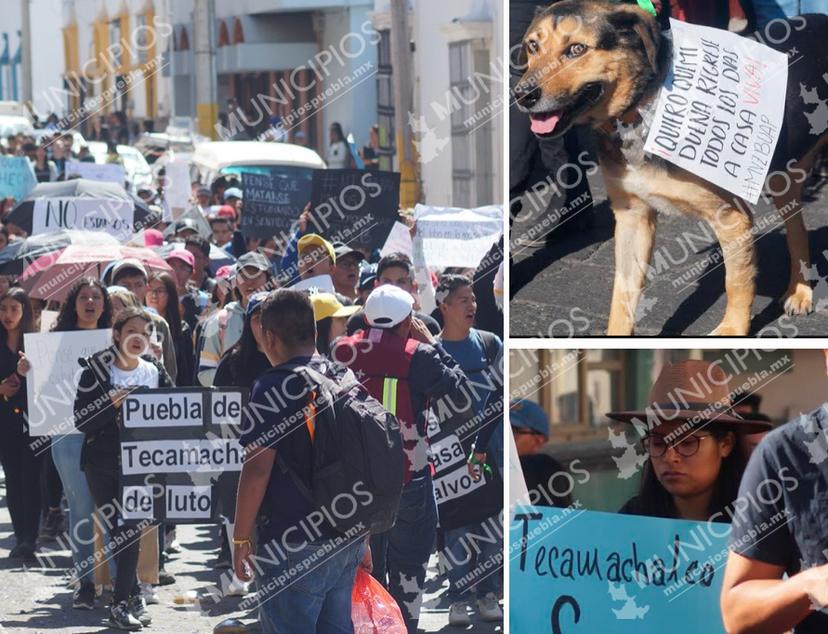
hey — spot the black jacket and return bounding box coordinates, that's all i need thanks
[73,347,172,472]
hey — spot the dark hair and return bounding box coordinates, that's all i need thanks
[112,306,152,339]
[435,274,472,305]
[53,277,112,331]
[634,427,748,522]
[224,303,265,381]
[377,252,413,279]
[112,265,147,285]
[330,122,345,143]
[185,235,210,258]
[209,216,232,229]
[315,317,333,356]
[147,272,182,339]
[260,289,315,347]
[0,287,33,353]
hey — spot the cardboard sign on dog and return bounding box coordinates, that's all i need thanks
[644,19,788,203]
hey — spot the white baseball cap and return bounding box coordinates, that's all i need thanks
[364,284,414,329]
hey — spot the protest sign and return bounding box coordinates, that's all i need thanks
[643,19,788,203]
[25,329,112,436]
[290,273,335,294]
[510,507,729,633]
[0,156,36,200]
[119,387,246,523]
[31,197,135,240]
[163,159,192,217]
[242,171,312,239]
[39,310,58,333]
[66,160,126,185]
[308,169,400,250]
[413,204,502,268]
[381,221,414,259]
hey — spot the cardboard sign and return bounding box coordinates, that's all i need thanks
[25,329,112,436]
[65,160,126,185]
[413,204,502,268]
[242,171,312,239]
[644,19,788,203]
[510,507,730,633]
[0,156,36,200]
[308,169,400,250]
[31,197,135,240]
[119,388,247,523]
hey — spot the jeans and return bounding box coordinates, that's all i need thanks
[370,475,438,634]
[749,0,828,27]
[51,434,96,584]
[257,537,363,634]
[443,517,502,602]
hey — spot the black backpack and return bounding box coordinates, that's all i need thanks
[278,361,405,536]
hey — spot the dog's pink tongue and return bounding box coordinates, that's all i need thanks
[530,113,560,134]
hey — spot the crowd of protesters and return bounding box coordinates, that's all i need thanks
[0,112,505,632]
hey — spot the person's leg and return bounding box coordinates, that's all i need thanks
[19,436,43,545]
[369,530,389,586]
[51,435,95,584]
[0,431,26,543]
[316,539,364,634]
[386,476,438,634]
[443,526,473,603]
[472,516,503,599]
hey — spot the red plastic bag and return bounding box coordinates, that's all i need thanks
[351,568,407,634]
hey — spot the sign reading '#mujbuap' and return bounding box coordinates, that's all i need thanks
[644,19,788,203]
[510,507,729,633]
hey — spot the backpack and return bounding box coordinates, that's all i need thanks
[277,361,405,537]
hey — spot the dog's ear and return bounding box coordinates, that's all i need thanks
[607,8,660,74]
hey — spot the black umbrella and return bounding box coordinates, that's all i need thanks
[4,179,158,236]
[0,230,121,275]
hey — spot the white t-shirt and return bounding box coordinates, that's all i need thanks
[327,141,350,169]
[110,358,160,390]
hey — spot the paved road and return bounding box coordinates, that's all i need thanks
[0,476,502,634]
[510,166,828,337]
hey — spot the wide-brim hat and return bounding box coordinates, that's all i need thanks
[606,360,773,434]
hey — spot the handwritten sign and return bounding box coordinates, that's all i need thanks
[242,171,312,239]
[25,329,112,436]
[66,160,126,185]
[120,387,246,523]
[413,204,502,268]
[510,507,729,633]
[31,197,135,240]
[308,169,400,250]
[644,19,787,203]
[0,156,36,200]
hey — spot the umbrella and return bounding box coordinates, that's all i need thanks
[4,179,159,237]
[0,230,120,275]
[155,241,236,274]
[19,244,172,301]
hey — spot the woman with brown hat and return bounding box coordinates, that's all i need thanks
[607,360,773,523]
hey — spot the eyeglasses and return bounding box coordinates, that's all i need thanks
[642,434,714,458]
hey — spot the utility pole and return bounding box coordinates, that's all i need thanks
[193,0,217,139]
[389,0,421,207]
[20,0,32,111]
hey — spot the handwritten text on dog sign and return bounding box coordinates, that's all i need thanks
[644,19,787,203]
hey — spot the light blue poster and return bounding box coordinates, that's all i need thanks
[0,155,36,200]
[510,506,730,633]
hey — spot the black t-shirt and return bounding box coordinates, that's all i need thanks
[730,405,828,634]
[240,355,340,545]
[346,309,440,337]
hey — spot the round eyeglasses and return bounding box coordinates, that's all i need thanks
[642,434,713,458]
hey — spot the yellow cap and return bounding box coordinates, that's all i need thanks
[297,234,336,264]
[310,293,360,322]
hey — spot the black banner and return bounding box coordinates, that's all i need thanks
[307,169,400,249]
[242,170,312,239]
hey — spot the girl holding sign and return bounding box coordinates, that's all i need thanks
[608,360,772,522]
[0,287,40,562]
[74,307,173,630]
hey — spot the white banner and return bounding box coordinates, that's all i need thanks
[65,160,126,185]
[290,273,335,294]
[164,160,192,215]
[644,19,787,203]
[413,204,502,268]
[25,329,112,436]
[31,198,135,240]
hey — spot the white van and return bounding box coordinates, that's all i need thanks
[191,141,326,187]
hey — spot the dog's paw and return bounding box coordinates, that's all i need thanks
[782,285,813,316]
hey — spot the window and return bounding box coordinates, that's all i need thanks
[109,19,122,67]
[376,29,394,171]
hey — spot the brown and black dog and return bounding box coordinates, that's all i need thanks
[514,1,828,335]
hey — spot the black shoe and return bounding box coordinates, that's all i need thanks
[127,594,152,627]
[157,570,176,586]
[40,510,65,541]
[108,601,143,630]
[73,581,96,610]
[8,541,36,561]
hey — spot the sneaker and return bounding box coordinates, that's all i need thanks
[140,582,159,605]
[72,581,95,610]
[477,592,503,622]
[127,593,152,627]
[225,576,250,597]
[157,570,176,586]
[108,601,143,630]
[448,601,471,626]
